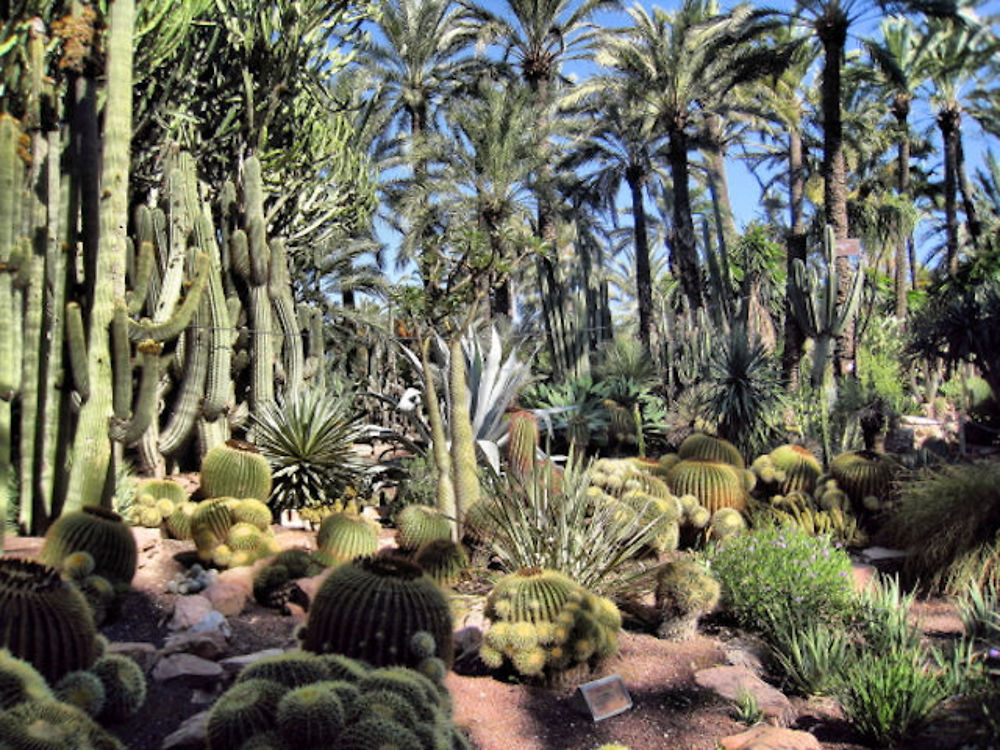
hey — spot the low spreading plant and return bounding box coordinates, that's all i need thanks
[708,522,855,638]
[769,620,855,697]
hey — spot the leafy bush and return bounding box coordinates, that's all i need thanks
[835,646,948,747]
[253,389,367,514]
[881,461,1000,593]
[708,523,855,638]
[475,454,662,594]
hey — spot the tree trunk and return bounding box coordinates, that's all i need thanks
[893,97,911,318]
[627,166,653,354]
[956,132,982,248]
[938,105,960,274]
[782,127,807,388]
[667,124,703,311]
[704,115,737,262]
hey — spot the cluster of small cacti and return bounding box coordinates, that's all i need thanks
[0,645,146,747]
[314,511,379,566]
[252,549,324,614]
[124,478,190,529]
[0,556,100,683]
[761,487,868,547]
[654,557,721,640]
[166,563,219,595]
[300,555,454,669]
[828,450,897,513]
[40,505,137,586]
[751,444,823,497]
[207,648,469,750]
[189,498,281,568]
[479,568,621,685]
[57,552,117,625]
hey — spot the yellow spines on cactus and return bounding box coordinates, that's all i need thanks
[449,336,478,539]
[768,444,823,495]
[315,512,378,567]
[200,438,272,502]
[395,504,452,551]
[135,478,188,507]
[506,410,539,480]
[40,505,137,585]
[666,458,747,514]
[829,450,895,511]
[678,433,744,469]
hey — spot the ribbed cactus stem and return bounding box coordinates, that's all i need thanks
[241,158,274,410]
[126,238,154,316]
[194,210,232,422]
[244,157,270,287]
[112,339,162,445]
[449,336,477,541]
[111,302,131,420]
[65,302,90,401]
[0,114,18,400]
[158,313,208,457]
[128,252,210,341]
[421,338,455,533]
[268,239,303,395]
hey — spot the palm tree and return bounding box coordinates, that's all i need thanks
[592,0,791,313]
[863,16,938,315]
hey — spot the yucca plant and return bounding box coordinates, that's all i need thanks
[253,389,366,515]
[769,620,855,697]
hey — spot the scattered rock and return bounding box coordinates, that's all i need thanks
[694,666,795,726]
[161,709,209,750]
[860,546,907,563]
[107,642,158,672]
[718,725,822,750]
[722,638,767,676]
[189,610,232,639]
[219,648,286,676]
[285,602,308,623]
[152,653,224,687]
[203,581,248,617]
[215,564,258,596]
[850,562,877,592]
[296,570,332,603]
[161,630,229,660]
[169,595,214,631]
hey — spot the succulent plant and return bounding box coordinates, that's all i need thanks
[767,444,822,496]
[314,512,378,567]
[412,539,468,587]
[829,450,895,511]
[0,557,98,683]
[89,654,147,722]
[318,653,371,683]
[0,649,53,709]
[677,433,744,469]
[200,439,273,502]
[231,499,273,531]
[709,508,747,540]
[336,717,421,750]
[165,501,199,540]
[207,678,286,750]
[272,549,320,578]
[301,555,454,669]
[666,458,747,514]
[60,552,96,580]
[55,670,107,717]
[275,682,346,746]
[506,410,540,480]
[0,698,126,750]
[236,652,330,689]
[134,478,188,507]
[39,506,137,585]
[395,505,452,551]
[655,558,721,640]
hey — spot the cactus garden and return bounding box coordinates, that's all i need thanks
[3,1,1000,749]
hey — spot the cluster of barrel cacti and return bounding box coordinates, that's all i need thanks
[479,568,621,685]
[126,478,189,529]
[207,649,469,750]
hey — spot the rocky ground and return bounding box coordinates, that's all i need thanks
[3,528,985,750]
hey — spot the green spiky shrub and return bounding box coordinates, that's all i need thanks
[481,568,621,686]
[200,440,273,502]
[300,555,454,668]
[0,557,98,683]
[654,558,721,640]
[40,506,137,585]
[394,504,452,551]
[881,461,1000,593]
[708,523,856,640]
[767,620,856,697]
[314,512,378,567]
[252,388,366,516]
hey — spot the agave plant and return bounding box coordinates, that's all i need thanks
[252,389,367,514]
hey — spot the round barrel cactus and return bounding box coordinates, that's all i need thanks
[677,433,744,469]
[768,444,822,495]
[394,505,452,551]
[666,458,747,514]
[0,557,98,683]
[40,506,137,585]
[314,512,378,567]
[829,450,896,511]
[134,478,188,507]
[200,439,273,502]
[412,539,468,587]
[300,555,454,668]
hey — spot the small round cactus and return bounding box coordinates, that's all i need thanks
[165,501,199,540]
[207,678,286,750]
[412,539,468,587]
[314,512,378,567]
[0,698,126,750]
[394,505,452,551]
[709,507,746,540]
[0,649,53,709]
[275,682,346,746]
[40,505,137,585]
[768,444,822,495]
[55,670,107,717]
[666,458,747,514]
[231,499,274,531]
[655,558,721,640]
[89,653,147,722]
[336,717,421,750]
[236,652,330,689]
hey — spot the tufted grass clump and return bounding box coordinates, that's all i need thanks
[708,522,855,639]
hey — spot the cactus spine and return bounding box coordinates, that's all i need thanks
[449,336,477,541]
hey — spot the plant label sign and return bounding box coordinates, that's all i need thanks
[573,675,632,721]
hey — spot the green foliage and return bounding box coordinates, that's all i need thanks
[708,523,856,638]
[732,688,764,726]
[768,620,855,697]
[835,645,948,747]
[856,317,918,415]
[476,453,664,594]
[253,388,366,515]
[881,461,1000,592]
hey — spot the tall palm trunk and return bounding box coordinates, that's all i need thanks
[893,96,911,317]
[956,135,982,248]
[818,12,853,378]
[704,115,737,260]
[667,123,703,311]
[783,126,807,387]
[626,164,653,353]
[938,105,960,274]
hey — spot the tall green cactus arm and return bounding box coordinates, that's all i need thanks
[111,302,132,420]
[268,239,302,395]
[449,335,478,541]
[126,238,155,316]
[241,158,274,410]
[244,157,270,287]
[128,252,210,341]
[111,339,162,445]
[194,210,232,422]
[0,114,19,401]
[158,315,209,457]
[65,302,91,402]
[421,337,455,531]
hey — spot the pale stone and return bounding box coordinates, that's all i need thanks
[296,570,332,603]
[161,630,229,660]
[219,648,286,675]
[694,666,795,726]
[723,639,767,676]
[107,642,158,673]
[718,725,822,750]
[189,610,231,639]
[851,562,878,593]
[169,595,214,631]
[152,653,224,687]
[215,564,258,596]
[162,709,209,750]
[203,581,247,617]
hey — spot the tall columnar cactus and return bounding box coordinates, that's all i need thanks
[788,225,865,387]
[420,337,456,533]
[0,114,18,552]
[449,335,478,540]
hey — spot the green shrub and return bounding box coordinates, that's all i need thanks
[835,646,948,747]
[769,620,854,697]
[881,461,1000,593]
[708,523,855,638]
[853,575,922,654]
